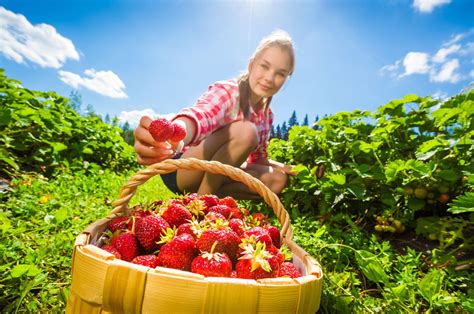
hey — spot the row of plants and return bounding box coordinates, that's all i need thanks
[0,69,137,179]
[268,89,473,312]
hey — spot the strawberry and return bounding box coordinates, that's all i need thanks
[219,196,238,209]
[191,243,232,277]
[279,262,302,278]
[230,270,238,278]
[197,229,240,261]
[242,227,273,248]
[170,122,187,142]
[161,203,192,228]
[199,194,219,209]
[183,193,200,205]
[236,242,280,279]
[108,216,130,233]
[251,212,268,226]
[267,245,285,265]
[208,205,232,219]
[266,225,281,248]
[203,211,227,223]
[110,232,139,262]
[149,118,174,142]
[176,221,202,239]
[131,255,159,268]
[135,215,170,252]
[100,244,121,259]
[229,218,246,236]
[157,233,198,271]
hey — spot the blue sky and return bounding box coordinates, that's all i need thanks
[1,0,473,127]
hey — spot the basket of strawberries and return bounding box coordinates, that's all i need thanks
[66,158,323,313]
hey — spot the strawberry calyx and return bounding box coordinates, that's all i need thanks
[239,241,272,273]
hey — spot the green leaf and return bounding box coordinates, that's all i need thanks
[448,192,474,214]
[432,107,463,127]
[54,207,69,223]
[11,264,31,278]
[347,183,365,199]
[437,169,459,182]
[418,269,444,303]
[329,173,346,185]
[408,198,425,211]
[355,250,389,284]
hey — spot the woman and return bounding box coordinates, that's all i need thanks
[134,30,296,199]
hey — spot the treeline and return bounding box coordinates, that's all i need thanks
[68,90,324,145]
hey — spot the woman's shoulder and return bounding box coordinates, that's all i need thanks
[208,79,239,94]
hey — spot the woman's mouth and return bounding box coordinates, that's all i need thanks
[259,83,271,91]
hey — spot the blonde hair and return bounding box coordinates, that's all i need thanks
[238,30,295,118]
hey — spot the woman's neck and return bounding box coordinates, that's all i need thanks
[249,93,264,112]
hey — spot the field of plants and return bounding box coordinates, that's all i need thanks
[1,67,473,313]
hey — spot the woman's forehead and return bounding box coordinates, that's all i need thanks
[257,46,293,71]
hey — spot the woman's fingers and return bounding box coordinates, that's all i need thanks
[135,140,173,158]
[282,164,297,176]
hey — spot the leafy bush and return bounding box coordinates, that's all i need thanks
[0,69,137,178]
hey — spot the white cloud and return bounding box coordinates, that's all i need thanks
[413,0,451,13]
[430,59,461,83]
[0,6,79,68]
[469,69,474,78]
[379,60,401,78]
[432,44,461,63]
[59,69,127,98]
[380,30,473,84]
[400,52,430,77]
[117,110,175,127]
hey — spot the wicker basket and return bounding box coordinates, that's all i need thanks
[66,158,323,313]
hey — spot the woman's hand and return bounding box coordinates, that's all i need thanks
[134,116,179,165]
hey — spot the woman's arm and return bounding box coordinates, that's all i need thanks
[251,158,296,175]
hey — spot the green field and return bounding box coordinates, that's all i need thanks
[1,69,473,313]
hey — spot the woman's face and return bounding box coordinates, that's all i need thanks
[248,46,292,103]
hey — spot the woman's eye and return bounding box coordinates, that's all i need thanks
[260,64,269,70]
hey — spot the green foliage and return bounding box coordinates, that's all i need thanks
[0,168,173,312]
[268,88,473,312]
[0,69,137,178]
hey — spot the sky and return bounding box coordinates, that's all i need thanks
[0,0,473,127]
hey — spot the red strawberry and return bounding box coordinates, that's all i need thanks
[230,270,238,278]
[267,245,285,265]
[100,244,121,259]
[183,193,200,205]
[149,118,174,142]
[170,122,187,142]
[242,227,273,248]
[157,233,198,271]
[229,218,246,236]
[251,213,268,226]
[236,242,280,279]
[279,262,302,278]
[203,211,226,223]
[267,225,281,248]
[131,255,159,268]
[219,196,238,209]
[135,215,170,252]
[176,221,202,239]
[191,243,232,277]
[110,232,139,262]
[161,203,192,228]
[208,205,232,219]
[199,194,219,210]
[108,216,130,232]
[229,207,243,219]
[197,229,240,261]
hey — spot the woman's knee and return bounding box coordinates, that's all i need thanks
[228,120,258,151]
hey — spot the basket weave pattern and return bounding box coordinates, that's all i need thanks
[66,158,323,313]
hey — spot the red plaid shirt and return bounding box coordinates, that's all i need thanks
[174,79,273,164]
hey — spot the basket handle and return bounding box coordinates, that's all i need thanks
[110,158,293,241]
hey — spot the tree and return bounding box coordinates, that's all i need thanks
[302,114,309,126]
[269,125,276,139]
[275,125,282,139]
[288,110,299,128]
[313,115,320,130]
[120,121,135,146]
[68,90,82,114]
[281,122,288,140]
[104,113,111,124]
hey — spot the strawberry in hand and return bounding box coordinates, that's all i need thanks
[149,118,174,142]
